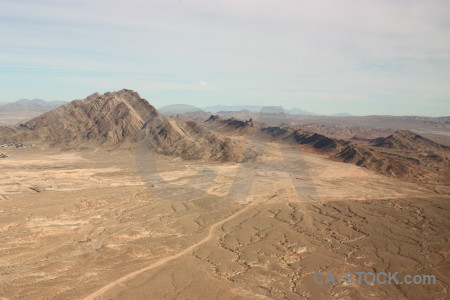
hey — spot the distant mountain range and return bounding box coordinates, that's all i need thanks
[1,89,448,185]
[202,105,351,116]
[1,90,253,162]
[2,100,349,117]
[0,99,66,112]
[158,104,204,115]
[202,105,316,115]
[0,99,67,125]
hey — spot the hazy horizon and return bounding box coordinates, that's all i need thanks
[1,92,450,117]
[1,0,449,116]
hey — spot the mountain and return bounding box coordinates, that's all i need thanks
[202,105,350,116]
[1,90,254,162]
[158,104,204,115]
[204,115,256,136]
[298,123,393,141]
[0,99,67,126]
[204,115,450,185]
[203,105,263,113]
[1,91,448,184]
[19,90,155,147]
[17,98,66,107]
[205,115,342,153]
[334,144,412,178]
[139,114,253,162]
[202,112,450,146]
[370,130,449,151]
[0,99,66,112]
[288,108,319,115]
[202,105,318,116]
[205,115,255,128]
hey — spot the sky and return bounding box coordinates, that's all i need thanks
[0,0,449,116]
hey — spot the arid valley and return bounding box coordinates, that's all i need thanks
[3,0,450,298]
[0,90,449,300]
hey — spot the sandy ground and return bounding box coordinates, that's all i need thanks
[0,143,449,299]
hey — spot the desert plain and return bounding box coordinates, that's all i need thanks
[2,0,450,298]
[0,137,449,300]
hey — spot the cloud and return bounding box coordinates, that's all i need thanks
[0,0,449,115]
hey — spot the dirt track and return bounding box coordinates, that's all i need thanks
[0,145,448,299]
[83,201,256,300]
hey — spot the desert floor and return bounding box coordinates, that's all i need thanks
[0,143,449,300]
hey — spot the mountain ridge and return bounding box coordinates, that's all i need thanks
[1,90,254,162]
[204,114,450,185]
[1,90,448,184]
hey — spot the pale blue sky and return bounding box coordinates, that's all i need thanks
[1,0,449,116]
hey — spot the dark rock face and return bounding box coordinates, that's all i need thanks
[1,91,448,184]
[140,113,254,162]
[370,130,449,151]
[1,90,254,162]
[20,89,156,146]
